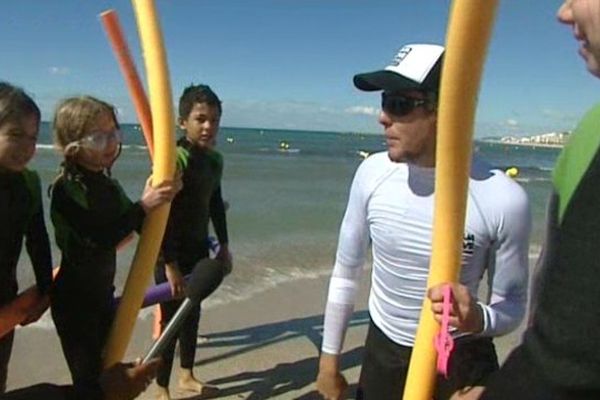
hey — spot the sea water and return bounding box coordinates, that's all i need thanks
[18,123,558,323]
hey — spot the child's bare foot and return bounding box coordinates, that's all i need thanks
[155,385,171,400]
[178,369,219,396]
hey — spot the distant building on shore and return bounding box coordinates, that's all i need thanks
[483,131,570,148]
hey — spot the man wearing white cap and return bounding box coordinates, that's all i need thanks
[316,44,531,399]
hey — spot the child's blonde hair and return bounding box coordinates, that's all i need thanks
[53,95,119,154]
[51,96,119,187]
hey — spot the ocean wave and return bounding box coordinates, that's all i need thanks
[256,147,302,155]
[515,176,552,183]
[22,249,552,334]
[495,165,551,173]
[199,265,333,310]
[278,148,300,154]
[36,143,150,151]
[21,265,338,331]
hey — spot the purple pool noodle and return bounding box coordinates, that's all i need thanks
[141,280,180,308]
[114,236,220,308]
[113,275,190,309]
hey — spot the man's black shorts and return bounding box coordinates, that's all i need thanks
[356,320,499,400]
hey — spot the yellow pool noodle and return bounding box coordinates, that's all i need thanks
[103,0,176,369]
[402,1,499,399]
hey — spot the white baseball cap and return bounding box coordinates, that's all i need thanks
[353,44,445,93]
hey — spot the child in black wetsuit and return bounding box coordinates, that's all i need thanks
[49,96,179,391]
[154,84,231,400]
[0,82,53,393]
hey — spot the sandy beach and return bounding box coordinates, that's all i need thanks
[6,260,531,400]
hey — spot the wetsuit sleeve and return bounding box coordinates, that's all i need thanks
[52,182,146,249]
[479,182,531,337]
[321,163,370,355]
[113,180,145,234]
[25,203,53,295]
[161,203,179,264]
[209,185,228,245]
[131,201,145,234]
[160,147,189,264]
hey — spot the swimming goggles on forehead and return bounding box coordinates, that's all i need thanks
[381,92,431,117]
[78,129,123,151]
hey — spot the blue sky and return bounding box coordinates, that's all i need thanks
[0,0,596,137]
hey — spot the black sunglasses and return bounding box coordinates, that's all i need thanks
[381,93,430,117]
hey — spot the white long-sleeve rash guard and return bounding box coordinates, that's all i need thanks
[321,152,531,355]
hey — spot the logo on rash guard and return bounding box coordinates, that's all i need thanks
[462,233,475,255]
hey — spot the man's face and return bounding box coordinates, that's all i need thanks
[179,102,221,150]
[558,0,600,77]
[378,90,437,167]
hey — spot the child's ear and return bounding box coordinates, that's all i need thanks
[177,117,186,130]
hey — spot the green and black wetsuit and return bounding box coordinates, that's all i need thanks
[50,166,145,389]
[482,104,600,399]
[154,137,228,387]
[0,169,52,392]
[0,169,52,304]
[160,138,228,266]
